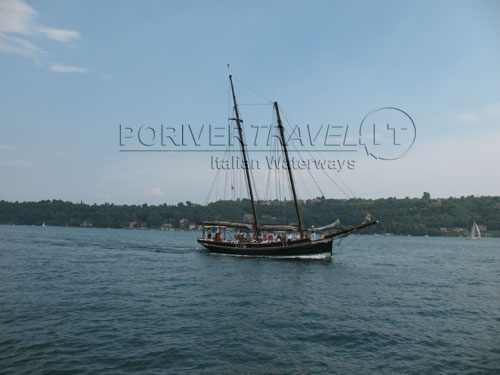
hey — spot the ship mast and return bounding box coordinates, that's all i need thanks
[274,101,305,235]
[228,67,260,235]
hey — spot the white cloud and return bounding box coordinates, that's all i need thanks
[0,160,33,166]
[0,144,14,151]
[152,187,165,197]
[483,102,500,118]
[0,0,37,35]
[0,0,82,67]
[50,64,88,73]
[101,74,112,80]
[97,193,111,200]
[453,102,500,125]
[454,113,479,123]
[38,27,80,42]
[0,32,44,57]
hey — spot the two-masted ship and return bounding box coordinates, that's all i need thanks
[197,67,377,258]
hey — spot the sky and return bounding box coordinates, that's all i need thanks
[0,0,499,205]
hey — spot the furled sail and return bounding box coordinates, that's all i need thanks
[198,220,300,231]
[200,219,346,232]
[261,224,299,231]
[308,219,340,232]
[198,220,254,230]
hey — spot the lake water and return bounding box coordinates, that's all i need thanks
[1,225,499,374]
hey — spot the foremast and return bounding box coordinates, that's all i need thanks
[274,101,305,236]
[228,66,260,235]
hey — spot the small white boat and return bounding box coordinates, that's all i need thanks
[469,221,481,240]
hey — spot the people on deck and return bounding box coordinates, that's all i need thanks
[214,229,222,242]
[206,228,320,244]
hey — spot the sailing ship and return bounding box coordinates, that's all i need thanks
[197,67,377,258]
[469,221,481,240]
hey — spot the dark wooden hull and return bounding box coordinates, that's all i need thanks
[197,237,333,258]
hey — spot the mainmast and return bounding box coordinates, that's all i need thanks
[228,66,260,235]
[274,101,305,235]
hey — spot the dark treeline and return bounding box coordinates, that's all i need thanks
[1,195,499,236]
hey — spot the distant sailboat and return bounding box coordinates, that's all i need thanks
[469,221,481,240]
[42,222,47,227]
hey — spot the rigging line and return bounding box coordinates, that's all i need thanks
[307,169,325,198]
[250,162,261,202]
[215,162,221,206]
[282,196,286,225]
[323,171,349,198]
[231,166,236,220]
[335,233,362,253]
[264,115,271,201]
[229,103,254,207]
[265,114,277,204]
[280,111,352,199]
[321,164,351,198]
[278,151,285,202]
[228,83,231,115]
[241,118,260,204]
[271,112,281,203]
[277,158,284,222]
[238,103,273,106]
[265,157,273,201]
[234,77,273,104]
[273,114,285,207]
[206,148,227,204]
[295,162,313,199]
[208,140,233,203]
[272,108,293,209]
[285,158,294,203]
[264,142,271,200]
[282,150,291,223]
[233,157,239,220]
[272,109,297,227]
[332,156,357,197]
[280,109,356,198]
[278,115,326,198]
[224,155,230,201]
[225,146,234,202]
[290,147,325,198]
[326,168,356,197]
[267,115,279,208]
[206,164,222,204]
[225,78,234,205]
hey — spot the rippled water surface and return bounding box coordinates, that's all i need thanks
[1,225,499,374]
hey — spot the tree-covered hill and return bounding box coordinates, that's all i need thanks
[0,195,499,237]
